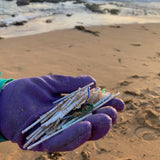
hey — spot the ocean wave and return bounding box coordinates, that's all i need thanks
[0,0,160,38]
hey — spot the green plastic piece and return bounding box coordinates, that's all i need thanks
[101,88,105,93]
[82,103,94,114]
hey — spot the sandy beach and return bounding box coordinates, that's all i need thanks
[0,23,160,160]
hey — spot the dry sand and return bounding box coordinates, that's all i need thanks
[0,23,160,160]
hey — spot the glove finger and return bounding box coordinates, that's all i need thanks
[32,121,92,152]
[85,113,112,141]
[94,106,117,124]
[104,98,125,112]
[41,75,96,94]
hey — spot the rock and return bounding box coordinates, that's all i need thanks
[0,22,7,27]
[30,0,45,2]
[45,19,52,23]
[75,25,99,36]
[73,0,84,4]
[66,14,72,17]
[16,0,30,6]
[109,25,121,28]
[30,0,60,3]
[11,14,16,17]
[12,21,27,26]
[16,0,72,6]
[0,37,4,40]
[85,3,105,14]
[107,9,120,15]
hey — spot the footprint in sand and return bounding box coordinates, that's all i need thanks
[135,106,160,141]
[119,80,132,86]
[135,127,158,141]
[136,109,160,132]
[35,155,46,160]
[140,26,149,31]
[124,90,145,98]
[152,32,157,35]
[135,127,160,141]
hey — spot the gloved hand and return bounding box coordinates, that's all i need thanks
[0,75,124,152]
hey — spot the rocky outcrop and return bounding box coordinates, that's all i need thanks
[85,3,105,14]
[16,0,30,6]
[0,22,7,27]
[16,0,73,6]
[12,20,27,26]
[30,0,60,2]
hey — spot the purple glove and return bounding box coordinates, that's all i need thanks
[0,75,124,152]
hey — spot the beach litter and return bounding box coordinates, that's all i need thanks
[22,82,119,149]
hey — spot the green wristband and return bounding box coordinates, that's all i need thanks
[0,78,14,142]
[0,135,7,142]
[0,78,14,92]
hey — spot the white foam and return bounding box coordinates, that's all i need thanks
[0,0,160,38]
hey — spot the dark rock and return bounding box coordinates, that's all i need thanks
[0,37,4,40]
[85,3,105,14]
[73,0,85,4]
[11,14,16,17]
[16,0,74,5]
[75,25,85,31]
[109,25,121,28]
[12,21,27,26]
[45,0,60,2]
[30,0,44,2]
[66,14,72,17]
[30,0,61,3]
[45,19,52,23]
[75,25,99,37]
[16,0,30,6]
[107,9,120,15]
[0,22,7,27]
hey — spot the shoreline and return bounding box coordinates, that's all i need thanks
[1,14,160,39]
[0,23,160,160]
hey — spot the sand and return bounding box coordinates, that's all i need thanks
[0,23,160,160]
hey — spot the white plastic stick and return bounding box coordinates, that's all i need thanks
[27,113,92,150]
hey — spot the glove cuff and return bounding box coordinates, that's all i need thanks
[0,78,14,142]
[0,78,14,92]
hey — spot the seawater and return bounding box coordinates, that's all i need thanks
[0,0,160,38]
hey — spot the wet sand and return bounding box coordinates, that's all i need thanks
[0,23,160,160]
